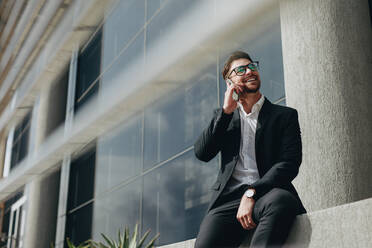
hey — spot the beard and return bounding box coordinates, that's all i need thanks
[244,87,259,93]
[242,80,261,94]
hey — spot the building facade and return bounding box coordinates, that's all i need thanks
[0,0,371,247]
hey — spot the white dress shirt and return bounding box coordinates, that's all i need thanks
[225,94,265,193]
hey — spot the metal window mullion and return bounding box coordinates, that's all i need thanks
[28,96,40,155]
[12,207,20,246]
[54,155,71,247]
[7,196,26,248]
[139,110,145,236]
[3,126,15,177]
[19,207,26,248]
[64,47,78,135]
[7,209,14,248]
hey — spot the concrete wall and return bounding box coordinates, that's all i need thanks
[159,198,372,248]
[280,0,372,211]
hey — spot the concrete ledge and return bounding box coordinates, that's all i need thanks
[159,198,372,248]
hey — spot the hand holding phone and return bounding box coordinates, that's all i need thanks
[226,79,239,101]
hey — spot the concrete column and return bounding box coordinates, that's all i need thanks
[23,171,60,247]
[23,85,61,247]
[280,0,372,211]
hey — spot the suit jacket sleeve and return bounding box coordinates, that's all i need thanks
[194,108,233,162]
[251,109,302,200]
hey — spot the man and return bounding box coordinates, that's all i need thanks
[194,51,306,248]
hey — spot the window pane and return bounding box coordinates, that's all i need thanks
[75,30,102,112]
[10,112,31,170]
[146,0,165,21]
[143,65,218,170]
[67,150,96,210]
[145,0,197,50]
[102,0,145,69]
[100,31,144,92]
[92,179,141,242]
[142,150,219,246]
[95,114,142,195]
[65,203,93,246]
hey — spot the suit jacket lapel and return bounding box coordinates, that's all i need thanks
[255,98,272,150]
[232,109,241,156]
[232,109,240,130]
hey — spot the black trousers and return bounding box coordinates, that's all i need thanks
[194,187,301,248]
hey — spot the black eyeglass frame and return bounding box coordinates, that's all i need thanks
[228,61,260,79]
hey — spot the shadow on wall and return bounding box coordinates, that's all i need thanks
[239,214,312,248]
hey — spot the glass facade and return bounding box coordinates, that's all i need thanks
[10,112,31,170]
[64,0,285,246]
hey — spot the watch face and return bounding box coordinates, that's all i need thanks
[246,189,254,198]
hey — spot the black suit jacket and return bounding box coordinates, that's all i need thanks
[194,98,306,214]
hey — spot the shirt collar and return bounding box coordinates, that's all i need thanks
[238,94,265,117]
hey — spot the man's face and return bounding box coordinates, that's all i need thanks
[228,58,261,94]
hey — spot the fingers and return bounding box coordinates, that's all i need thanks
[223,82,238,113]
[241,216,250,230]
[237,214,256,230]
[247,216,257,229]
[225,81,243,95]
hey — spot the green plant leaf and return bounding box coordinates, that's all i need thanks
[144,233,160,248]
[136,229,150,248]
[94,241,109,248]
[118,228,124,248]
[101,233,115,247]
[66,238,76,248]
[92,224,159,248]
[129,224,138,248]
[124,227,130,248]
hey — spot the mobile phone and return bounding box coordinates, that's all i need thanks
[226,79,239,101]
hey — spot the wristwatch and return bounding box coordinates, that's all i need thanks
[245,188,256,199]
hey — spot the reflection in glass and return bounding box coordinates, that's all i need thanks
[100,32,144,92]
[146,0,170,21]
[142,150,219,246]
[143,66,218,170]
[92,179,141,242]
[95,114,142,195]
[145,0,197,51]
[102,0,145,80]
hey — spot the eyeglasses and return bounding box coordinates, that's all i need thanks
[229,61,259,78]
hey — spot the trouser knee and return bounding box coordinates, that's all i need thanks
[256,188,300,220]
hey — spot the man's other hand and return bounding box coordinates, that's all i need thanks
[236,195,257,230]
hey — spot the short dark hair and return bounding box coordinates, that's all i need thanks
[222,51,253,80]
